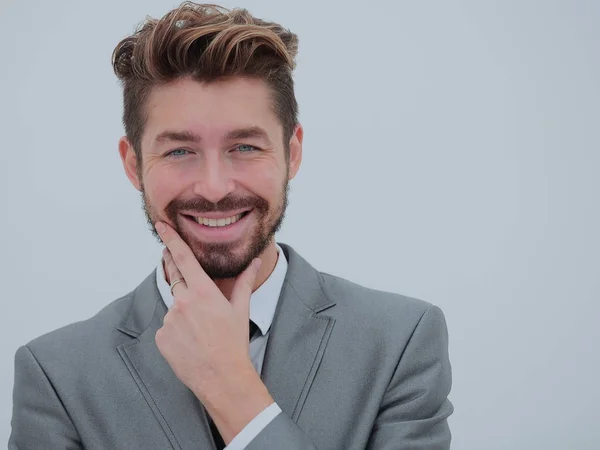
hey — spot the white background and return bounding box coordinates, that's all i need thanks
[1,1,599,448]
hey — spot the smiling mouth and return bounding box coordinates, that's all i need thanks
[182,210,252,228]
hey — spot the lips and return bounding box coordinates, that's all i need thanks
[180,209,253,242]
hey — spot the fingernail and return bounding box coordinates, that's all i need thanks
[156,222,166,234]
[254,258,263,272]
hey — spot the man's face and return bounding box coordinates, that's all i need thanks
[120,76,302,279]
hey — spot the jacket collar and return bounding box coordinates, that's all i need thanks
[117,243,335,338]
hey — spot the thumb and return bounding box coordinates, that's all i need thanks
[230,258,262,314]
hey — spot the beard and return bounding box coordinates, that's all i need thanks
[141,179,289,279]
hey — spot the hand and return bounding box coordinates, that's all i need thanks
[154,220,262,398]
[155,221,274,442]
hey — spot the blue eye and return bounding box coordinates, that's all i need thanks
[166,148,189,157]
[237,144,258,153]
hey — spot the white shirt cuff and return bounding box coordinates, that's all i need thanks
[224,402,282,450]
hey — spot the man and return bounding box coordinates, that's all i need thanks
[9,3,453,449]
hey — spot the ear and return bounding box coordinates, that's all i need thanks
[119,136,142,191]
[287,123,303,180]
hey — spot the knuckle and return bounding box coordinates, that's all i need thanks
[174,297,189,312]
[193,285,208,298]
[162,311,174,325]
[155,328,164,344]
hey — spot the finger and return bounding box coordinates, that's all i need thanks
[155,221,212,289]
[230,258,262,314]
[163,248,186,297]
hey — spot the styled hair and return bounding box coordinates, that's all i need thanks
[112,2,299,162]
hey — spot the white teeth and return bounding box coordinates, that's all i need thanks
[195,213,243,227]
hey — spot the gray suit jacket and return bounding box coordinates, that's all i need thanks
[9,244,453,449]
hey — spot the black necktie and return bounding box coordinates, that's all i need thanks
[209,320,259,449]
[248,319,259,341]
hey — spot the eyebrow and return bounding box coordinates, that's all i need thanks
[154,126,273,145]
[155,130,202,144]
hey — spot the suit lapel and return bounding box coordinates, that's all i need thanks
[261,244,336,421]
[114,244,336,448]
[116,271,216,450]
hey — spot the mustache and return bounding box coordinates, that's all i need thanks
[165,195,268,216]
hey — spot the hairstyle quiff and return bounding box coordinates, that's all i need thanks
[112,2,299,160]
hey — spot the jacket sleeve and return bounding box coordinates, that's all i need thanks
[8,345,82,450]
[366,305,454,449]
[244,411,317,450]
[246,305,453,450]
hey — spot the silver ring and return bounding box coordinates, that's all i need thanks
[169,278,185,296]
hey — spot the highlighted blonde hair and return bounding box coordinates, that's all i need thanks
[112,2,299,160]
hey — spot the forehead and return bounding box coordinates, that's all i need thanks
[142,76,282,147]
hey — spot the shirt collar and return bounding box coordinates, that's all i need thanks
[155,244,288,336]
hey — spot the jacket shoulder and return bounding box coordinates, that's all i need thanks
[318,271,440,325]
[25,291,136,356]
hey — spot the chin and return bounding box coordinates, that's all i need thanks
[186,239,255,279]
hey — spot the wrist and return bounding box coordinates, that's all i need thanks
[194,362,274,442]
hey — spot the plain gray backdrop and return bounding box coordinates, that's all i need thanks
[1,0,599,448]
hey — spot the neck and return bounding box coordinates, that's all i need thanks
[163,241,280,300]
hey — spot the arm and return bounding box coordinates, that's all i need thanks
[246,305,453,450]
[367,305,453,450]
[8,345,82,450]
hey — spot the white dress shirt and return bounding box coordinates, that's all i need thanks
[155,244,287,449]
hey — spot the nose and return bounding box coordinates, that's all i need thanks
[192,152,235,204]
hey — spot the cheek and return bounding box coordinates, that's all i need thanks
[239,165,283,200]
[144,170,182,208]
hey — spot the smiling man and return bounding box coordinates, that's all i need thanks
[9,3,453,449]
[131,75,296,287]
